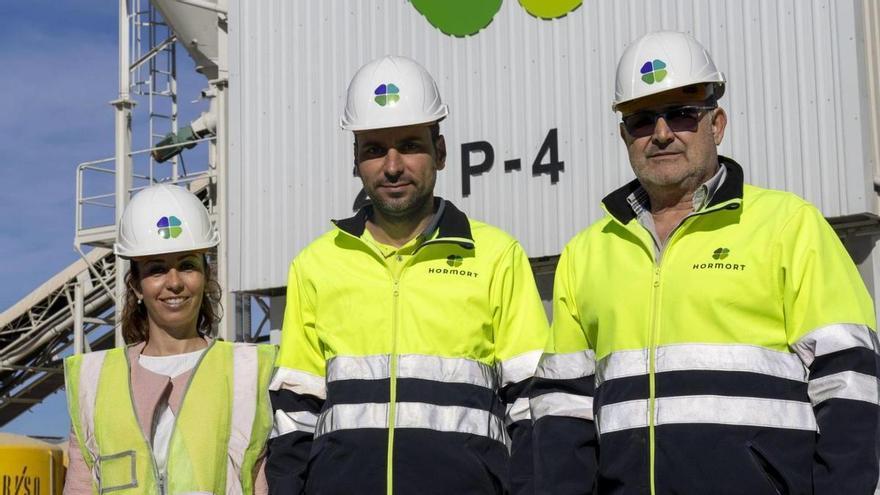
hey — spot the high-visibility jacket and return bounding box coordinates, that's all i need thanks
[65,340,276,494]
[531,157,880,494]
[267,199,549,495]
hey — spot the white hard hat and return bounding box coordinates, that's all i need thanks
[340,55,448,131]
[612,31,726,111]
[114,183,219,259]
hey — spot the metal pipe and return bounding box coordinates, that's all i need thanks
[214,0,233,341]
[113,0,134,348]
[130,34,176,71]
[74,283,84,355]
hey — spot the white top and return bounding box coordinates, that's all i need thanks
[138,348,206,473]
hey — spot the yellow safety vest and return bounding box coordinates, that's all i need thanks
[65,340,275,494]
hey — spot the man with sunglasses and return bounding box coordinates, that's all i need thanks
[531,30,879,494]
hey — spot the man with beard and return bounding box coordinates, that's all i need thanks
[266,55,549,495]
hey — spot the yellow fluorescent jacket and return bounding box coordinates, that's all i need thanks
[531,157,880,494]
[268,199,549,495]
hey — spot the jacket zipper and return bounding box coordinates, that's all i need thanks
[645,204,735,494]
[387,272,401,495]
[647,263,661,495]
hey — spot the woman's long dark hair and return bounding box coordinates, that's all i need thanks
[120,254,222,344]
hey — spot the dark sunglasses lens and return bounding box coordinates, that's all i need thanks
[623,113,657,138]
[664,108,702,132]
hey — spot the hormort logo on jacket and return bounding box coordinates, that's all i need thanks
[428,255,478,278]
[693,247,746,271]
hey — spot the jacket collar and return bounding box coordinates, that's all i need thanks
[333,197,474,244]
[601,155,745,224]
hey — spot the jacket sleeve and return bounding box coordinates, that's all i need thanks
[530,243,598,494]
[782,204,880,494]
[491,241,551,495]
[266,261,326,494]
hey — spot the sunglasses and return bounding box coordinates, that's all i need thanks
[622,105,716,138]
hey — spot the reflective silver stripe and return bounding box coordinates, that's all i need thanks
[396,402,507,444]
[656,396,817,430]
[536,350,596,380]
[597,396,817,435]
[315,402,507,444]
[792,323,879,367]
[809,370,880,405]
[399,355,496,389]
[326,354,389,381]
[596,349,648,385]
[269,366,326,399]
[597,344,808,385]
[227,345,258,495]
[272,410,319,437]
[531,392,594,421]
[315,403,386,435]
[655,344,807,382]
[498,350,543,387]
[327,354,497,389]
[596,399,648,434]
[505,397,531,425]
[77,351,107,466]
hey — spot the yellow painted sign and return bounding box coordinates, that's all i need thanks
[0,449,63,495]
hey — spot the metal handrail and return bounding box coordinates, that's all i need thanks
[75,136,216,235]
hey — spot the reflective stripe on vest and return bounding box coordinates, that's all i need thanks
[65,342,275,495]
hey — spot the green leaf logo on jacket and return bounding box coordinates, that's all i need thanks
[712,247,730,260]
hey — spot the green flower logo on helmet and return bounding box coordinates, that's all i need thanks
[157,216,183,239]
[447,255,463,267]
[374,83,400,107]
[640,59,668,84]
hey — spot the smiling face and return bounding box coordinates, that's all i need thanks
[354,123,446,221]
[131,251,206,339]
[618,85,727,194]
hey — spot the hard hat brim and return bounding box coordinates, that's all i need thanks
[113,237,219,260]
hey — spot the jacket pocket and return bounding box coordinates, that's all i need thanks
[747,442,788,495]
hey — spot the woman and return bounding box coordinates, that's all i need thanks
[64,184,275,494]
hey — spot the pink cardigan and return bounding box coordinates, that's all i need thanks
[64,342,269,494]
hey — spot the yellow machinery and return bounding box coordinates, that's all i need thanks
[0,433,64,494]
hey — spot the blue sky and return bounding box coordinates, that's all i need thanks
[1,2,206,437]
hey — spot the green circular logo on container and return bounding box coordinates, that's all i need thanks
[157,216,183,239]
[409,0,581,37]
[519,0,582,19]
[640,59,668,84]
[374,83,400,107]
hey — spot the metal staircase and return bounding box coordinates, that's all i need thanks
[0,249,116,425]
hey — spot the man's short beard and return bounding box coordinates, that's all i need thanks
[370,188,432,221]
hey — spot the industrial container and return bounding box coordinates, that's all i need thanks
[227,0,880,310]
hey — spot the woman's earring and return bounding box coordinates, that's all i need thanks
[137,298,143,305]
